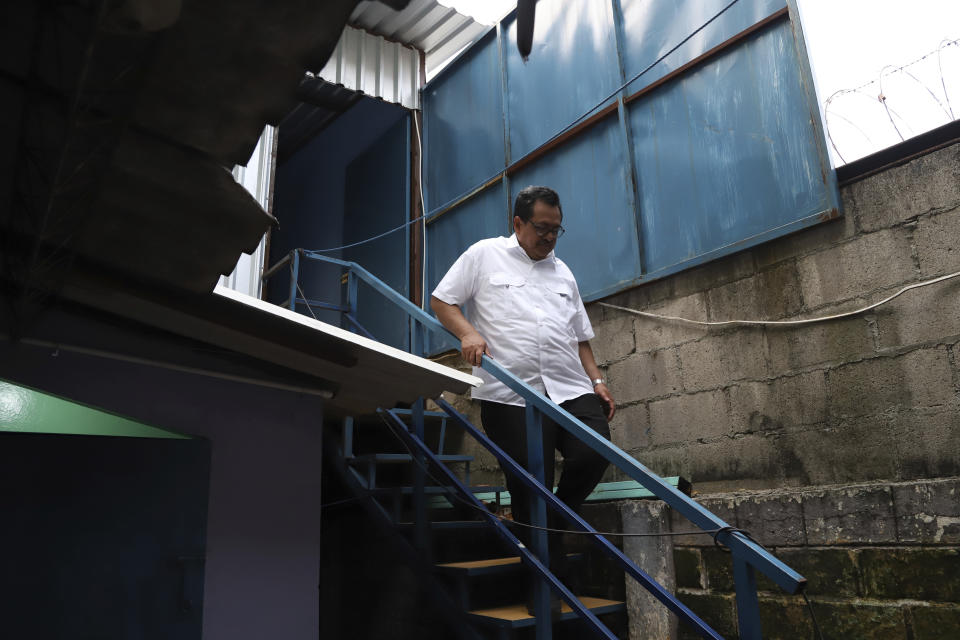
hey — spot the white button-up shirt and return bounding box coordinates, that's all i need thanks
[432,234,595,406]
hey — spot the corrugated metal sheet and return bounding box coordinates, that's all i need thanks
[349,0,492,78]
[319,26,422,108]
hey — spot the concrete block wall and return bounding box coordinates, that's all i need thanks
[590,142,960,491]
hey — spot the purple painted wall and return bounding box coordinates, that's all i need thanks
[0,338,325,640]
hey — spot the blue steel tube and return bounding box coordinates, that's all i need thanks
[437,397,724,640]
[379,408,618,640]
[524,405,552,640]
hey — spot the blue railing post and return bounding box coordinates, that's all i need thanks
[346,270,359,331]
[412,396,431,562]
[288,249,300,312]
[734,557,762,640]
[525,404,553,640]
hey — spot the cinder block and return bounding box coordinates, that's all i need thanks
[779,418,900,485]
[673,547,703,589]
[894,478,960,544]
[707,275,760,323]
[734,492,806,547]
[756,259,804,319]
[757,596,815,640]
[757,547,859,597]
[677,331,769,392]
[668,433,793,490]
[673,251,757,299]
[827,349,955,419]
[911,604,960,640]
[861,548,960,602]
[632,292,710,354]
[607,349,682,402]
[797,228,916,308]
[915,207,960,277]
[848,144,960,232]
[700,546,735,592]
[807,600,906,640]
[676,591,737,640]
[590,309,635,365]
[766,316,874,373]
[669,496,738,547]
[803,485,897,545]
[648,389,730,445]
[753,213,855,270]
[873,265,960,350]
[728,372,828,432]
[609,403,652,451]
[893,407,960,482]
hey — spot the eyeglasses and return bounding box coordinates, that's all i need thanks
[527,221,565,238]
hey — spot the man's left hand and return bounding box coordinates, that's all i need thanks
[594,383,615,421]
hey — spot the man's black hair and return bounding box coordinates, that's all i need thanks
[513,185,563,222]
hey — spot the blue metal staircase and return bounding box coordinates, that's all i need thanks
[266,249,808,639]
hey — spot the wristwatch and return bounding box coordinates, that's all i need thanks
[591,377,605,388]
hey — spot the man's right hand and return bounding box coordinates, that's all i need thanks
[461,331,491,367]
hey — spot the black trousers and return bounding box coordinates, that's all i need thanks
[480,393,611,550]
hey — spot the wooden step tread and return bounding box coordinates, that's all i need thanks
[438,556,521,570]
[349,453,472,463]
[467,596,625,627]
[436,552,583,575]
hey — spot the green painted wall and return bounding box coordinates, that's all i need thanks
[0,379,189,439]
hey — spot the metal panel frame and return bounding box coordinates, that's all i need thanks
[420,0,839,303]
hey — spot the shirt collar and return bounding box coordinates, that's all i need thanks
[507,233,556,263]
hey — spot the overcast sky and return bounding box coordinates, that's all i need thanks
[438,0,959,166]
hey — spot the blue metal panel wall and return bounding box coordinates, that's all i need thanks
[344,115,411,350]
[502,0,621,160]
[510,117,641,299]
[425,185,509,354]
[630,20,831,276]
[619,0,786,90]
[422,0,838,323]
[423,31,505,212]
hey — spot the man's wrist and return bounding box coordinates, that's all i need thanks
[591,377,605,388]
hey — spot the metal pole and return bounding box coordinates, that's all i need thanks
[412,396,430,563]
[288,249,300,312]
[733,556,763,640]
[525,403,552,640]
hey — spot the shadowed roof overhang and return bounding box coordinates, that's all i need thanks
[0,0,403,296]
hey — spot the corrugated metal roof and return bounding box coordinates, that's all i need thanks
[349,0,492,77]
[319,26,421,108]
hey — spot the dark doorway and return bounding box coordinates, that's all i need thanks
[0,432,211,640]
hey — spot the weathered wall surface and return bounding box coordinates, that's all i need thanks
[432,141,960,639]
[591,142,960,492]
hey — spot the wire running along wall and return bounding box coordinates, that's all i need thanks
[420,0,839,312]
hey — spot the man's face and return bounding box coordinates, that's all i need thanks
[514,200,562,261]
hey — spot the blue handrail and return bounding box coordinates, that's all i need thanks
[265,249,807,639]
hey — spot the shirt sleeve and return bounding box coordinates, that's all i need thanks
[430,246,477,306]
[570,278,595,342]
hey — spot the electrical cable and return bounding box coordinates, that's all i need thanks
[412,112,428,310]
[302,1,743,256]
[296,282,318,320]
[599,269,960,328]
[802,591,826,640]
[513,0,742,166]
[305,214,427,253]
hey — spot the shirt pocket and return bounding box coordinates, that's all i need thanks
[544,280,577,327]
[487,272,527,318]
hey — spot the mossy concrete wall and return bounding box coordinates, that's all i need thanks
[431,140,960,638]
[589,141,960,492]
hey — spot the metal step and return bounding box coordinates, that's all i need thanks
[436,553,583,577]
[349,453,473,464]
[466,596,626,629]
